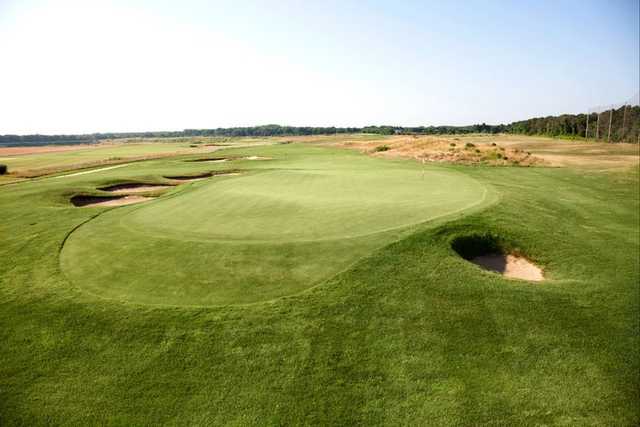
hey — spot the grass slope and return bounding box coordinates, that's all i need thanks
[60,145,490,306]
[0,143,638,425]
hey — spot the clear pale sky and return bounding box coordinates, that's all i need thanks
[0,0,638,134]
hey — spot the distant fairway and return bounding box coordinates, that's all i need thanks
[60,145,491,306]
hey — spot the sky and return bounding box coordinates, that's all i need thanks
[0,0,638,135]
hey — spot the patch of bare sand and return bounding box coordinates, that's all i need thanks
[169,177,207,182]
[169,172,243,182]
[164,172,213,182]
[100,183,173,194]
[71,195,152,208]
[186,158,228,163]
[471,254,544,281]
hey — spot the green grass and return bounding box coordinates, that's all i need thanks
[0,142,638,425]
[0,140,263,179]
[59,145,491,306]
[0,142,190,171]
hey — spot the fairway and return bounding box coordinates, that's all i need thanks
[1,136,638,425]
[0,138,262,183]
[60,145,490,306]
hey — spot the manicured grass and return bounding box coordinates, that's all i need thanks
[60,145,491,306]
[0,141,638,424]
[0,140,264,180]
[0,142,195,172]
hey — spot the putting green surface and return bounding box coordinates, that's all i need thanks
[60,145,490,305]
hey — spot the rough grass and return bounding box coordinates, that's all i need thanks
[327,133,639,169]
[0,143,638,425]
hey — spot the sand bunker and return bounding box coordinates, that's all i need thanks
[214,172,241,177]
[99,183,173,194]
[186,158,228,163]
[451,234,544,282]
[164,172,213,182]
[164,171,242,182]
[470,254,544,281]
[71,195,152,208]
[244,156,271,160]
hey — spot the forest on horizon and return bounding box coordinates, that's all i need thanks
[1,106,638,146]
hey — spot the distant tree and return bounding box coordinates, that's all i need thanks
[2,108,636,145]
[509,106,639,142]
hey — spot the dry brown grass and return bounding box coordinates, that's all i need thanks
[476,134,640,168]
[323,134,542,166]
[314,133,639,169]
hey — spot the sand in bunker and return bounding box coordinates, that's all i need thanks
[72,195,152,208]
[471,254,544,281]
[167,176,209,182]
[166,172,240,182]
[101,183,172,194]
[188,158,228,163]
[164,173,212,182]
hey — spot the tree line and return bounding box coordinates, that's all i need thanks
[510,105,640,142]
[362,123,508,135]
[0,125,361,146]
[1,109,638,145]
[0,124,510,145]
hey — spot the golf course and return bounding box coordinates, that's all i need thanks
[60,144,493,306]
[0,135,638,424]
[2,0,639,423]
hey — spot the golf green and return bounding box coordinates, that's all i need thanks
[60,145,491,306]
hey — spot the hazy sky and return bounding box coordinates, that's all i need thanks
[0,0,638,134]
